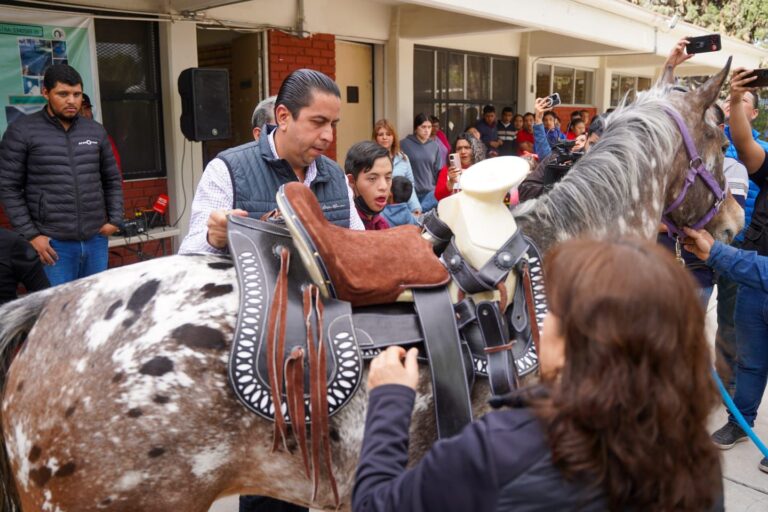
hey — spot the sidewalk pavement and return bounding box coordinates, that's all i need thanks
[209,289,768,511]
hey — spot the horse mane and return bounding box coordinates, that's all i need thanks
[516,85,683,245]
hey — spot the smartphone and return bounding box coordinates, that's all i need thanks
[547,92,561,108]
[745,69,768,88]
[449,153,460,170]
[686,34,721,54]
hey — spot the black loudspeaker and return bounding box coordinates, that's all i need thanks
[178,68,231,142]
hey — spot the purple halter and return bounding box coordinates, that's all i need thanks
[661,106,725,239]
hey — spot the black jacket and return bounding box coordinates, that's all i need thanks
[0,228,49,306]
[0,108,123,241]
[353,385,724,512]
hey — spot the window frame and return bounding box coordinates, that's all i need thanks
[535,62,595,106]
[94,19,166,181]
[414,45,518,144]
[610,73,654,107]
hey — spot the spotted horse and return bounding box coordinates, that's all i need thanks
[0,60,744,511]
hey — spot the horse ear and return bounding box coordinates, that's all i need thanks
[692,56,732,111]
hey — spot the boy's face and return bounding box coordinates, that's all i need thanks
[523,115,534,131]
[513,116,523,130]
[483,111,496,125]
[502,111,513,124]
[348,156,393,213]
[543,115,555,130]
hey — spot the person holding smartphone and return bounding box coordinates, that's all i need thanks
[433,133,485,201]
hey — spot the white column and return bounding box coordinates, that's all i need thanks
[158,21,202,251]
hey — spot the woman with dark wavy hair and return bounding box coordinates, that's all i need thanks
[353,237,723,512]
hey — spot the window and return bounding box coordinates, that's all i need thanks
[610,74,653,106]
[94,19,165,180]
[414,46,517,143]
[535,64,594,105]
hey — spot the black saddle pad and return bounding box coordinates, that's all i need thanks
[227,216,363,423]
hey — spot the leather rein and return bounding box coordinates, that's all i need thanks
[661,106,725,239]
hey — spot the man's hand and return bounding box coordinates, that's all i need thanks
[730,67,758,102]
[682,226,715,261]
[98,223,119,236]
[206,209,248,249]
[30,235,58,265]
[367,346,419,391]
[665,38,693,69]
[534,97,549,123]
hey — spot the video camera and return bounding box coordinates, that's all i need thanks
[543,140,585,189]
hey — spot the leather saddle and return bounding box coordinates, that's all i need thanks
[226,182,546,506]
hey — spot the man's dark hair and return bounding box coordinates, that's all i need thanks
[43,64,82,91]
[345,140,391,179]
[483,104,496,115]
[81,93,92,107]
[523,112,534,119]
[748,90,760,110]
[502,106,514,115]
[275,69,340,118]
[414,112,431,130]
[390,176,413,204]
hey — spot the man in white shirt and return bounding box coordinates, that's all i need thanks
[179,69,363,255]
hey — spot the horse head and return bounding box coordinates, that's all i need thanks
[663,57,744,243]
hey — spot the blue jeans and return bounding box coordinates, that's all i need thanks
[44,235,108,286]
[418,191,438,213]
[729,285,768,426]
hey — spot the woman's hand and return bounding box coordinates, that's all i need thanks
[534,97,549,124]
[447,167,462,187]
[367,346,419,391]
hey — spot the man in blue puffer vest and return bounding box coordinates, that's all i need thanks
[178,69,364,255]
[715,89,768,392]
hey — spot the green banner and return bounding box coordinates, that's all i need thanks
[0,10,97,134]
[0,22,43,38]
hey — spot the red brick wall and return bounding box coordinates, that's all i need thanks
[109,178,171,267]
[268,30,337,161]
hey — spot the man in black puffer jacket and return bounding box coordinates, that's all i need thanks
[0,64,123,285]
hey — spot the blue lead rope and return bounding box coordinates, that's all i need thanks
[712,368,768,458]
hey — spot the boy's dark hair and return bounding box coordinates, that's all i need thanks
[543,111,557,121]
[414,112,432,130]
[502,106,514,115]
[483,104,496,115]
[523,112,534,119]
[429,114,440,124]
[344,140,391,179]
[579,109,590,117]
[390,176,413,204]
[275,68,340,119]
[43,64,82,91]
[570,110,582,120]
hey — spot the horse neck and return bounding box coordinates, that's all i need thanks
[516,95,680,253]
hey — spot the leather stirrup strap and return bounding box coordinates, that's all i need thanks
[267,248,290,452]
[443,231,529,294]
[477,301,519,396]
[314,291,339,507]
[521,262,541,356]
[285,347,309,478]
[413,288,474,438]
[305,286,340,507]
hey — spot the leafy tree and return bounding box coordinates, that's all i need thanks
[626,0,768,46]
